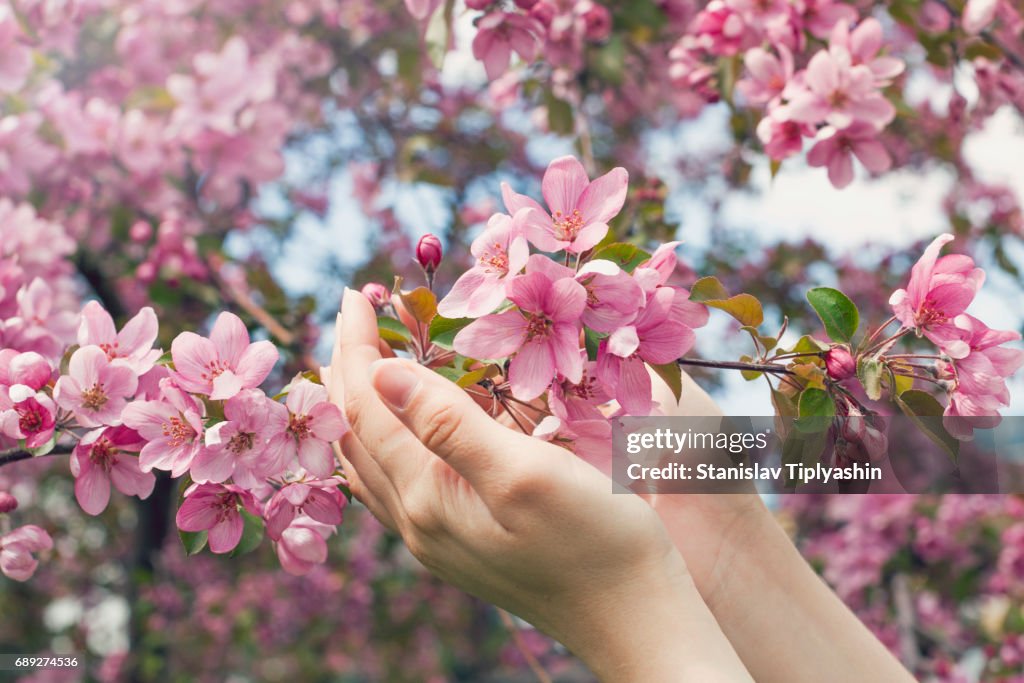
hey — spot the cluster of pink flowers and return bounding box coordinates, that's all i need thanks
[888,234,1024,439]
[0,305,348,581]
[432,155,708,467]
[671,3,904,188]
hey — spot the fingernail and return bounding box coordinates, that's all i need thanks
[370,360,419,410]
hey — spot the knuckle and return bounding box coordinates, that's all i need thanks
[496,461,551,506]
[418,402,464,455]
[402,486,443,537]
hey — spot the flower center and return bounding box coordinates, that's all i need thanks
[288,413,313,441]
[162,415,197,447]
[18,405,43,433]
[552,209,584,240]
[215,492,239,523]
[200,360,231,382]
[479,243,509,275]
[572,375,598,400]
[89,438,116,471]
[99,341,120,359]
[525,314,552,342]
[915,302,948,329]
[81,383,109,411]
[227,431,256,454]
[828,88,849,109]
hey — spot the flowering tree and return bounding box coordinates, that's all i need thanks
[2,0,1024,680]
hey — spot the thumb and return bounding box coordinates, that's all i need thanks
[369,358,534,487]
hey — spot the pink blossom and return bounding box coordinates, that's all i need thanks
[171,311,278,400]
[175,483,261,554]
[275,516,334,576]
[70,425,155,515]
[756,108,810,160]
[797,0,858,39]
[78,301,162,375]
[597,287,696,415]
[575,259,645,332]
[549,355,612,422]
[889,234,985,358]
[737,46,793,106]
[0,491,16,513]
[454,268,587,400]
[0,7,32,93]
[190,389,281,487]
[963,0,999,34]
[121,379,207,476]
[939,315,1023,439]
[54,346,138,427]
[691,1,747,56]
[437,210,531,318]
[471,12,543,80]
[533,415,612,473]
[806,123,892,189]
[0,393,56,448]
[787,49,895,130]
[266,378,348,478]
[829,18,905,85]
[0,524,52,581]
[502,156,628,254]
[0,350,52,393]
[265,479,347,541]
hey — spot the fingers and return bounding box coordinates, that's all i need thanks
[326,328,401,530]
[368,357,537,493]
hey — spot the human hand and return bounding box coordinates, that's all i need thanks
[327,289,752,682]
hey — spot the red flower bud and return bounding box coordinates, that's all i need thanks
[416,234,443,272]
[0,491,18,514]
[824,346,856,381]
[360,282,390,309]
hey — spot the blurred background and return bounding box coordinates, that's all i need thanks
[1,0,1024,680]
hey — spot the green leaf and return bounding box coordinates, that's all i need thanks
[378,317,412,349]
[649,362,683,403]
[434,366,462,384]
[455,365,500,389]
[795,388,835,433]
[232,509,264,557]
[399,286,438,325]
[590,242,651,273]
[689,277,764,327]
[738,354,762,381]
[806,287,859,343]
[857,357,884,401]
[584,327,606,362]
[179,529,208,556]
[894,389,960,463]
[428,315,472,351]
[785,335,829,356]
[27,434,57,456]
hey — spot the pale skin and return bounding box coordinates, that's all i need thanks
[327,288,914,682]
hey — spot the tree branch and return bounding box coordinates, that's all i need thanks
[0,443,75,468]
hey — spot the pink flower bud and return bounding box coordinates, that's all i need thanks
[825,346,856,381]
[0,492,17,514]
[529,1,556,26]
[360,282,390,309]
[840,410,889,462]
[580,2,612,41]
[416,234,443,272]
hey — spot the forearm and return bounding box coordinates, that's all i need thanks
[566,551,754,683]
[655,496,915,683]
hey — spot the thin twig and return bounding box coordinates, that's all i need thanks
[677,357,795,375]
[497,609,553,683]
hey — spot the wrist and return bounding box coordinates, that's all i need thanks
[649,494,777,614]
[562,548,751,682]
